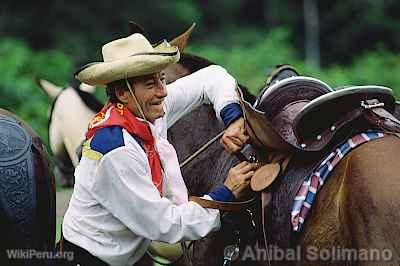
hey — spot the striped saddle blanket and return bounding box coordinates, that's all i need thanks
[291,131,385,232]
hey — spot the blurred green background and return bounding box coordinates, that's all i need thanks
[2,0,400,245]
[1,0,400,148]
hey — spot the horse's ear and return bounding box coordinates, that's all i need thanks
[128,21,146,35]
[170,22,196,52]
[36,78,62,101]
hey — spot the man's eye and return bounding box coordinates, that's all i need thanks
[145,82,155,87]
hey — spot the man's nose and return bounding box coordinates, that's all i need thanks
[155,81,167,98]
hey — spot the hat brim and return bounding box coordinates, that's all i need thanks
[75,45,180,86]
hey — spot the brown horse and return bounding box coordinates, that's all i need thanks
[0,108,55,265]
[38,24,400,266]
[170,63,400,266]
[239,67,400,266]
[295,135,400,265]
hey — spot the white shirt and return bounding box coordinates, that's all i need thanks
[62,65,239,266]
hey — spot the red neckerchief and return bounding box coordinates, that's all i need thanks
[86,102,163,195]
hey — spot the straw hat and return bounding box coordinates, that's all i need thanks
[75,33,180,86]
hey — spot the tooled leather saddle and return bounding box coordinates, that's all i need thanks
[236,65,400,253]
[0,109,56,265]
[238,65,400,191]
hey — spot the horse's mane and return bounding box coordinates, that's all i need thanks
[179,53,214,73]
[65,77,104,113]
[73,87,103,113]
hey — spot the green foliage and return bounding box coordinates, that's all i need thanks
[0,38,73,146]
[305,48,400,98]
[188,28,300,93]
[1,27,399,155]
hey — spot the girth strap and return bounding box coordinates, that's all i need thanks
[189,195,257,212]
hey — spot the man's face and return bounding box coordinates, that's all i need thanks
[126,71,168,123]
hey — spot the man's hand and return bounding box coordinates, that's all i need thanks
[224,161,258,199]
[220,117,249,154]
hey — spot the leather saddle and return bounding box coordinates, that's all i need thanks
[239,75,332,151]
[239,67,400,153]
[238,65,400,192]
[294,85,400,147]
[0,109,56,264]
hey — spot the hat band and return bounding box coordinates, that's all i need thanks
[74,51,179,77]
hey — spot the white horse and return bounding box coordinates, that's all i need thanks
[37,79,99,186]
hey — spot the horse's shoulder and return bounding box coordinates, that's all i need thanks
[347,135,400,169]
[90,126,125,155]
[341,135,400,191]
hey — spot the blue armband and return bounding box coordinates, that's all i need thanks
[208,185,235,202]
[220,103,243,128]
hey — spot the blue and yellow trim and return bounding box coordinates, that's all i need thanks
[82,126,125,160]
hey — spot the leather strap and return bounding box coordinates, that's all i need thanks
[364,107,400,133]
[261,191,272,265]
[189,195,257,212]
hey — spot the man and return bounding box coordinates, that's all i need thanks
[60,33,257,266]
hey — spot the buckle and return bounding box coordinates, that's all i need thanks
[361,99,385,109]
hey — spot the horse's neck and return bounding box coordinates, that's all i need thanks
[168,104,228,195]
[168,105,221,159]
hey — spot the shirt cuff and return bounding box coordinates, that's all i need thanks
[220,103,243,128]
[208,185,235,202]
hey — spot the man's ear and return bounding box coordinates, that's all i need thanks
[115,88,131,104]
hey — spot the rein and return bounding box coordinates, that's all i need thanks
[180,131,225,168]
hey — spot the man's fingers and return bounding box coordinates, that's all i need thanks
[236,133,249,144]
[228,136,244,146]
[242,171,255,181]
[222,135,245,147]
[236,162,259,173]
[224,133,248,145]
[220,138,242,153]
[229,161,249,174]
[236,163,254,173]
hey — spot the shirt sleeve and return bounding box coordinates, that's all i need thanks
[89,146,221,244]
[164,65,242,128]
